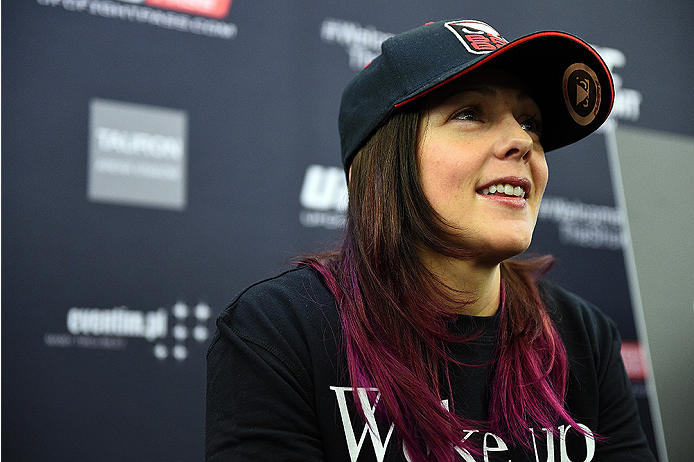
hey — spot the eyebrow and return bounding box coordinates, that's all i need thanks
[461,85,496,97]
[459,85,534,103]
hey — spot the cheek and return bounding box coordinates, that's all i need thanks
[419,148,476,209]
[534,157,549,198]
[419,142,448,201]
[419,158,449,210]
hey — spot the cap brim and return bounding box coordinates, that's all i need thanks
[395,31,614,152]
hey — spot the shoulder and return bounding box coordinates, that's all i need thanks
[209,266,339,356]
[539,281,617,334]
[538,281,620,357]
[226,266,335,313]
[218,266,337,329]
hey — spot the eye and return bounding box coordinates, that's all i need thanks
[519,117,542,137]
[452,105,482,122]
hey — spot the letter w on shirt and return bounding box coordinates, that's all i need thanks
[331,386,395,462]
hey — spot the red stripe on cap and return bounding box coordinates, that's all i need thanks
[394,31,614,115]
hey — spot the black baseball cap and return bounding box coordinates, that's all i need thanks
[338,19,614,175]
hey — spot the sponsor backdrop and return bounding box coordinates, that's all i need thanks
[3,1,692,460]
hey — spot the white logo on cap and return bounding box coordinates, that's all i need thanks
[444,20,508,55]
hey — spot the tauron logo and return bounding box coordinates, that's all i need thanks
[444,20,508,55]
[563,63,601,126]
[88,99,188,211]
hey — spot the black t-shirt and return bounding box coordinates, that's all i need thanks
[206,267,655,461]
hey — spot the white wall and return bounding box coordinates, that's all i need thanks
[616,125,694,462]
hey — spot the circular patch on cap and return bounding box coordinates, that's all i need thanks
[563,63,601,126]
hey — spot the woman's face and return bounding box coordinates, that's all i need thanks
[418,69,548,264]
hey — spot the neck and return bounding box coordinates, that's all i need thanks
[421,251,502,317]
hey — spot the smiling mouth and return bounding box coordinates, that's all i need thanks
[477,182,528,198]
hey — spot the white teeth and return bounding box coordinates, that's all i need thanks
[479,183,526,198]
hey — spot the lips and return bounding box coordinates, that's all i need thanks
[476,177,531,198]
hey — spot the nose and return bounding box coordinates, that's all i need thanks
[493,116,535,161]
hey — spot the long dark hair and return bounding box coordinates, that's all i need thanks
[304,103,582,461]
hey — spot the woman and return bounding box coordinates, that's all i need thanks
[206,19,656,462]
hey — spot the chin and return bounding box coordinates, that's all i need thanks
[480,237,533,264]
[449,224,536,263]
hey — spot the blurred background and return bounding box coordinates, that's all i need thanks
[3,1,693,460]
